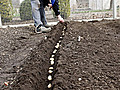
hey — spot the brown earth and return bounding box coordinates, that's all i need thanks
[53,20,120,90]
[0,23,66,90]
[0,20,120,90]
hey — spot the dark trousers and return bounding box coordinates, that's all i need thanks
[42,0,60,16]
[52,0,60,16]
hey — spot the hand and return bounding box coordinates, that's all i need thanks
[57,15,64,23]
[38,4,40,8]
[36,0,40,8]
[48,4,52,8]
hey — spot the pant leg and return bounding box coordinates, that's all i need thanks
[39,0,47,25]
[31,0,42,27]
[52,0,60,16]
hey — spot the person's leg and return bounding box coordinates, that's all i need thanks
[31,0,51,33]
[31,0,43,27]
[52,0,60,16]
[40,4,47,26]
[52,0,64,23]
[39,0,49,27]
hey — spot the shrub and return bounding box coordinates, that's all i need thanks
[0,0,13,22]
[19,0,32,21]
[59,0,70,19]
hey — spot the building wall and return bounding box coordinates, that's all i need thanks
[70,0,77,11]
[76,0,89,8]
[89,0,119,10]
[70,0,119,10]
[20,0,24,4]
[12,0,20,8]
[89,0,105,10]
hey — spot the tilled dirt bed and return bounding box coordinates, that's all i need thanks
[0,20,120,90]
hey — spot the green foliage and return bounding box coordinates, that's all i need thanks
[59,0,70,18]
[0,0,13,22]
[19,0,32,20]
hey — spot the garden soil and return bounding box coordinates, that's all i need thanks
[0,20,120,90]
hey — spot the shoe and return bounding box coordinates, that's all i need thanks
[35,25,42,33]
[57,15,64,23]
[43,21,53,28]
[41,26,51,33]
[35,25,51,34]
[44,23,52,28]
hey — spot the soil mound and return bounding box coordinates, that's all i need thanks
[1,23,66,90]
[53,20,120,90]
[0,20,120,90]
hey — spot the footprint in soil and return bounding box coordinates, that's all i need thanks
[17,36,29,40]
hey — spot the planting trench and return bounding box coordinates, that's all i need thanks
[0,20,120,90]
[1,22,67,90]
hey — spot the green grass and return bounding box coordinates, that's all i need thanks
[12,9,20,17]
[72,9,113,14]
[13,13,20,17]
